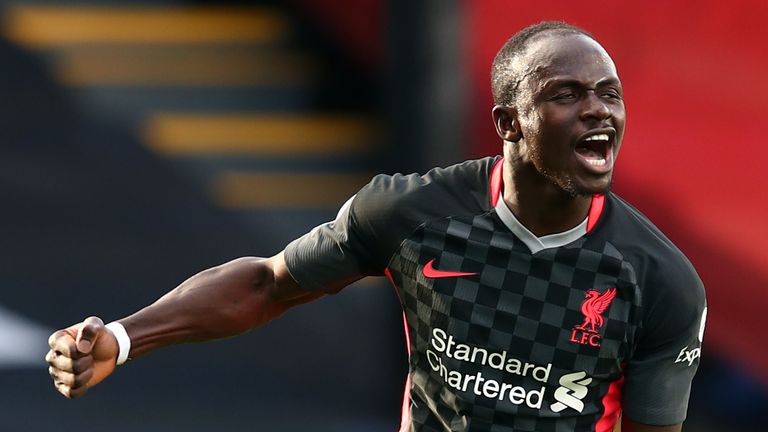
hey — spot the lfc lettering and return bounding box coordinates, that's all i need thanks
[569,329,601,347]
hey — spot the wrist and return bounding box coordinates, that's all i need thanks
[105,321,131,365]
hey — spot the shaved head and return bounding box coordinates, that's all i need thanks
[491,21,595,107]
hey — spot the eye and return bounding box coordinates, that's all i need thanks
[551,92,576,102]
[601,89,623,100]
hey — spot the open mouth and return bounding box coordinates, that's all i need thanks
[575,131,614,172]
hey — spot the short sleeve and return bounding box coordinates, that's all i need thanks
[621,257,707,425]
[283,172,427,292]
[283,194,377,292]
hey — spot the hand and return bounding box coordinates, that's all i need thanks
[45,316,119,398]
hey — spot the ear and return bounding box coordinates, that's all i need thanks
[491,105,522,142]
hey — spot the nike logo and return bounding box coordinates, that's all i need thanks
[422,259,478,279]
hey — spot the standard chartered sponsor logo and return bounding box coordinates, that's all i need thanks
[426,328,554,409]
[426,328,595,413]
[550,371,592,413]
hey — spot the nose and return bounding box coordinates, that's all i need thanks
[580,91,611,121]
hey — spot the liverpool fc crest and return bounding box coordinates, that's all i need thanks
[570,287,616,347]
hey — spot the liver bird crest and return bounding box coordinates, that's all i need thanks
[575,288,616,333]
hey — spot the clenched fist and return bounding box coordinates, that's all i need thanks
[45,316,119,398]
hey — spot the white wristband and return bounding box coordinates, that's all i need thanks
[105,321,131,366]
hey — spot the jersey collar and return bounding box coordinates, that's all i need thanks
[488,157,605,253]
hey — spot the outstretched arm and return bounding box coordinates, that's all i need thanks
[46,252,348,398]
[118,253,322,358]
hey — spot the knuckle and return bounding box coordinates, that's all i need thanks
[48,330,67,348]
[58,371,75,386]
[51,338,77,357]
[53,356,74,372]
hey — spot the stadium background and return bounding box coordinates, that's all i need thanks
[1,0,765,430]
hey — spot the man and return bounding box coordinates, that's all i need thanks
[46,22,706,432]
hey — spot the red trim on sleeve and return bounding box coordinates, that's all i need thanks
[385,268,413,431]
[587,194,605,233]
[489,157,504,207]
[595,373,624,432]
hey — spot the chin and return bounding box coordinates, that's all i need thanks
[571,176,613,196]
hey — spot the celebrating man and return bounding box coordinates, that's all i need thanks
[47,21,706,432]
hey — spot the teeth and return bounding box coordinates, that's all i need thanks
[584,133,610,142]
[587,158,607,166]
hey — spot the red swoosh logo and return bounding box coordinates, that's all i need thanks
[422,259,478,279]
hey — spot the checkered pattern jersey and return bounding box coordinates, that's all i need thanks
[284,156,706,432]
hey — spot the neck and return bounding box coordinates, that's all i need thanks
[501,159,592,237]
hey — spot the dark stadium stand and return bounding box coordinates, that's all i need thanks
[0,1,404,431]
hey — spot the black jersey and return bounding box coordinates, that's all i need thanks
[284,157,706,432]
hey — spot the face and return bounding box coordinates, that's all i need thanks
[498,33,626,196]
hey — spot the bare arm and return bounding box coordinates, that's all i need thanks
[46,252,350,398]
[120,252,323,358]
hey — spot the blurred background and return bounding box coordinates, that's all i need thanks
[0,0,765,430]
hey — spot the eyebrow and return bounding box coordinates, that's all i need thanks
[542,77,621,90]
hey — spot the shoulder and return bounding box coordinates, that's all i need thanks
[350,156,499,227]
[601,193,705,315]
[282,157,501,283]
